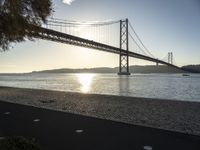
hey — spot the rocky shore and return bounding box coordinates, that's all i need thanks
[0,86,200,136]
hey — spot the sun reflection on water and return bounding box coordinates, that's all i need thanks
[76,73,95,93]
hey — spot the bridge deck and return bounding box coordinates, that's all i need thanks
[33,26,180,70]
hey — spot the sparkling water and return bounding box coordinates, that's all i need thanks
[0,73,200,101]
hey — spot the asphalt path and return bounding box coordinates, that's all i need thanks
[0,101,200,150]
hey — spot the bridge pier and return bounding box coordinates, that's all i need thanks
[118,72,131,75]
[118,19,130,75]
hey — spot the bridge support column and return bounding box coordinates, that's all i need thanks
[156,62,159,66]
[118,19,130,75]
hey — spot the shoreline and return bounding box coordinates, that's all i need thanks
[0,86,200,136]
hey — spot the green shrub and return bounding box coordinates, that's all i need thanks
[0,136,41,150]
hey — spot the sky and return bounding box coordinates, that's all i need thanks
[0,0,200,73]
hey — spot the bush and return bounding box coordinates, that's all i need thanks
[0,136,41,150]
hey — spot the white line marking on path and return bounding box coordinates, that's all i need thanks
[4,112,10,115]
[33,119,40,122]
[75,129,84,133]
[143,145,152,150]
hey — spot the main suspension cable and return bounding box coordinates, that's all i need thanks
[128,22,155,58]
[47,18,121,26]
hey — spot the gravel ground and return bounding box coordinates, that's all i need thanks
[0,86,200,136]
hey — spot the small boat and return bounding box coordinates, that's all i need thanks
[182,74,190,76]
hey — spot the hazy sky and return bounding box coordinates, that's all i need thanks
[0,0,200,73]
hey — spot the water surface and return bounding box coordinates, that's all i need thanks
[0,73,200,101]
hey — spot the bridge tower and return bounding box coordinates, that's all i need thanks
[168,52,173,64]
[118,19,131,75]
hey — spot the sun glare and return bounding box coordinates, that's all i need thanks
[76,73,95,93]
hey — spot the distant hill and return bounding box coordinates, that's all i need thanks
[181,65,200,73]
[32,67,116,73]
[32,65,186,74]
[127,65,184,73]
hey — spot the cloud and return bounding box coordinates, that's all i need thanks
[62,0,75,5]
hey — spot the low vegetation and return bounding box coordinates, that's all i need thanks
[0,136,41,150]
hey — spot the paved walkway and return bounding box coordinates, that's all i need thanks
[0,101,200,150]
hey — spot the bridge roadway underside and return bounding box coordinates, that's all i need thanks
[35,27,180,70]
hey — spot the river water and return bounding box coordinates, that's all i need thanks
[0,73,200,101]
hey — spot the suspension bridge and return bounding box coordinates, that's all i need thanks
[32,18,180,75]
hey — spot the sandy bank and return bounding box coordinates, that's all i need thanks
[0,86,200,136]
